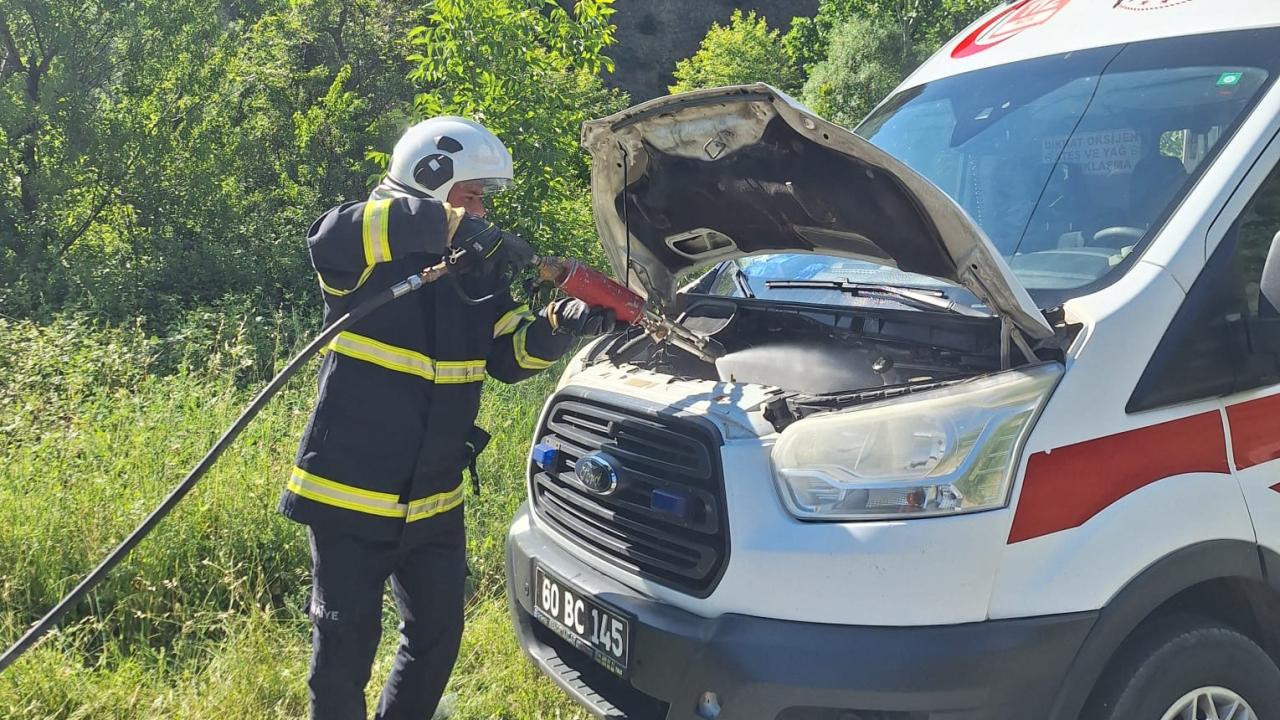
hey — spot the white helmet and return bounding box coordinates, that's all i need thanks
[372,116,514,202]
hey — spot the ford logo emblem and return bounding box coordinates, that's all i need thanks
[574,452,619,495]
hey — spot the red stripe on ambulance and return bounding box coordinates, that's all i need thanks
[952,0,1072,59]
[1114,0,1196,11]
[1225,394,1280,471]
[1009,411,1229,544]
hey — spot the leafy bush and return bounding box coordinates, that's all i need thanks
[1,0,625,325]
[396,0,627,267]
[785,0,1001,76]
[0,0,429,323]
[800,14,930,128]
[669,10,803,95]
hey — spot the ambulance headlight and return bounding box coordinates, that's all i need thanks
[772,363,1061,520]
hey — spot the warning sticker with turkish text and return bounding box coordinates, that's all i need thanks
[1042,130,1142,176]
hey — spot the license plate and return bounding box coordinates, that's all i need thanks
[532,563,630,676]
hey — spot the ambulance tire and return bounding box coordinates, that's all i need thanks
[1085,613,1280,720]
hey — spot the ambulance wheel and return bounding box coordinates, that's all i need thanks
[1086,615,1280,720]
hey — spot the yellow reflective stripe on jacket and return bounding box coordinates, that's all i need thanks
[315,264,375,297]
[289,467,465,521]
[493,304,534,338]
[328,331,486,383]
[288,466,406,518]
[513,325,554,370]
[435,360,487,384]
[406,481,465,522]
[331,331,434,380]
[362,199,393,265]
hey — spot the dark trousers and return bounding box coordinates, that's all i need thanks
[307,512,466,720]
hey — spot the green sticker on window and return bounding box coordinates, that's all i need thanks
[1218,72,1243,87]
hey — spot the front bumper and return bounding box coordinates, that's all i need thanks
[506,503,1097,720]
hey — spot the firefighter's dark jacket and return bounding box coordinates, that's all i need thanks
[278,196,574,543]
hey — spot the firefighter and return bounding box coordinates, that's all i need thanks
[279,116,614,720]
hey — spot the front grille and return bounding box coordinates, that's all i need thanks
[530,394,728,597]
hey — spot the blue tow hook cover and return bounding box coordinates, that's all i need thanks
[531,442,558,470]
[651,488,688,518]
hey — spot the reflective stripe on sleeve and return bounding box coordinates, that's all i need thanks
[512,325,554,370]
[316,265,375,297]
[287,466,407,518]
[362,199,393,265]
[493,304,534,338]
[328,331,486,384]
[406,481,465,522]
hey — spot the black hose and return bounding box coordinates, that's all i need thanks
[607,325,650,362]
[0,271,428,674]
[445,273,496,306]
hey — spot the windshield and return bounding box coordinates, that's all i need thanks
[705,255,966,311]
[704,29,1280,308]
[861,28,1278,303]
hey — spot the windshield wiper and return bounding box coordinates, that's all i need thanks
[764,279,990,318]
[731,265,756,298]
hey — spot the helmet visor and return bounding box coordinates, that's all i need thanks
[463,177,512,196]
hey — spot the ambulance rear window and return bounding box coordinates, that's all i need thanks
[860,28,1280,306]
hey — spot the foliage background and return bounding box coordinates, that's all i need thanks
[0,0,1002,717]
[668,10,802,95]
[0,0,622,326]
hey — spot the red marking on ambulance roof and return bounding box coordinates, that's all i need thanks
[1008,411,1228,544]
[1272,483,1280,494]
[1115,0,1196,10]
[1226,393,1280,471]
[952,0,1072,59]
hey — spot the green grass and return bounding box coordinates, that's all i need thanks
[0,314,588,719]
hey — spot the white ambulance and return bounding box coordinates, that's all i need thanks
[505,2,1280,718]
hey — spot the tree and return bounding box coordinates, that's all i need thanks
[406,0,626,265]
[785,0,1001,75]
[117,0,432,316]
[0,0,623,322]
[0,0,165,289]
[669,10,803,95]
[0,0,435,320]
[800,14,928,128]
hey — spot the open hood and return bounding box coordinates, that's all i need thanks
[580,84,1054,340]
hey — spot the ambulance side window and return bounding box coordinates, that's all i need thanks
[1128,160,1280,413]
[1236,161,1280,388]
[1238,164,1280,320]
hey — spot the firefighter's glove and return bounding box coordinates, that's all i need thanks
[448,215,535,284]
[493,231,535,274]
[548,298,617,337]
[447,215,504,274]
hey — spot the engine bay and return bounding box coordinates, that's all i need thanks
[588,296,1007,409]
